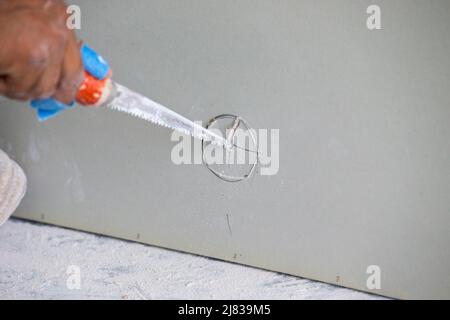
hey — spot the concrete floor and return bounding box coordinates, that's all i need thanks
[0,218,383,300]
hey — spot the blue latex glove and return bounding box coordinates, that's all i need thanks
[30,44,110,121]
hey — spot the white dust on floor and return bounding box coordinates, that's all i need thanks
[0,218,383,300]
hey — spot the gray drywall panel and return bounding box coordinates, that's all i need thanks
[1,0,449,299]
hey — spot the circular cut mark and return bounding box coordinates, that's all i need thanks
[202,114,258,182]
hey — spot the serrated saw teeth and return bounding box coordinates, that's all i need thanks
[104,83,232,149]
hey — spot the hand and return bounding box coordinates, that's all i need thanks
[0,0,83,104]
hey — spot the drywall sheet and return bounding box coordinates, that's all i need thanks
[1,0,449,299]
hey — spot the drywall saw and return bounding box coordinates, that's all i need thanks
[30,44,233,150]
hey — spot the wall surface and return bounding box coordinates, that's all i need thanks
[1,0,449,299]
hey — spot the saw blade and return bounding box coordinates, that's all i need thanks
[105,83,232,149]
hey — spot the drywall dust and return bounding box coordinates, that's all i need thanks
[0,219,384,300]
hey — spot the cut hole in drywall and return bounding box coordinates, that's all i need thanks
[202,114,258,182]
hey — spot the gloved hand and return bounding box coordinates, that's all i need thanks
[31,44,110,121]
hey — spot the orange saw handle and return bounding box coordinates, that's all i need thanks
[31,44,113,121]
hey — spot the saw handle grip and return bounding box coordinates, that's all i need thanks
[30,44,111,121]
